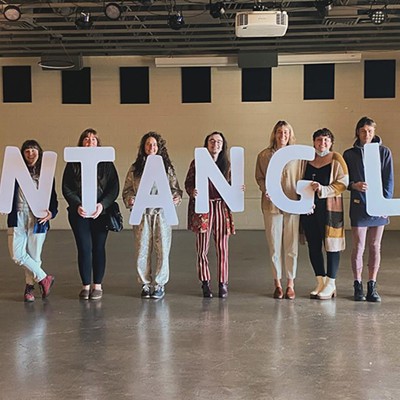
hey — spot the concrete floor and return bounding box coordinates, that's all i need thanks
[1,229,400,400]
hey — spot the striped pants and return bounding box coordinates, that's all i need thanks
[196,200,229,284]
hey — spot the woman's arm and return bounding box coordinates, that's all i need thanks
[318,153,349,199]
[122,165,137,208]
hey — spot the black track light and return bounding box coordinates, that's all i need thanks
[168,12,184,30]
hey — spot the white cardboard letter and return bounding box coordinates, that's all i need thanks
[266,145,315,214]
[130,155,178,225]
[0,146,57,217]
[194,147,244,213]
[64,147,115,216]
[364,142,400,216]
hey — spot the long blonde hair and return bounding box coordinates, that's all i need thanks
[268,120,296,150]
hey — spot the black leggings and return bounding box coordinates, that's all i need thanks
[301,203,340,279]
[68,211,109,285]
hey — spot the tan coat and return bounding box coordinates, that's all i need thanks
[255,147,302,214]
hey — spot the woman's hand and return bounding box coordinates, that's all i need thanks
[38,210,52,224]
[91,203,103,219]
[172,195,181,205]
[128,197,135,207]
[192,188,198,198]
[307,204,316,215]
[352,181,368,192]
[311,181,321,193]
[77,205,87,218]
[264,192,271,201]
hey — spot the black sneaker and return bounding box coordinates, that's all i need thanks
[151,285,165,299]
[141,284,151,299]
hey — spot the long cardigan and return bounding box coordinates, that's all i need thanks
[302,152,349,252]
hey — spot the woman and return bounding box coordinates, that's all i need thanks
[122,132,182,299]
[255,121,301,300]
[185,131,235,298]
[301,128,348,300]
[8,140,58,302]
[343,117,393,302]
[62,128,119,301]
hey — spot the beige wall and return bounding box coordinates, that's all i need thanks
[0,52,399,230]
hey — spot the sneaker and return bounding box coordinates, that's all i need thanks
[141,284,151,299]
[39,275,55,299]
[79,289,90,300]
[151,285,165,299]
[89,289,103,300]
[24,284,35,302]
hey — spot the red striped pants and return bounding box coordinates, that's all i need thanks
[196,199,229,283]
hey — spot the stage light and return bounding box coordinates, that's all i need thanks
[104,3,122,20]
[370,8,387,25]
[209,2,225,19]
[75,11,93,29]
[4,5,21,22]
[168,12,184,30]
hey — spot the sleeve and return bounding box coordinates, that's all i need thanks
[184,160,196,198]
[49,179,58,219]
[168,167,183,205]
[319,153,349,199]
[255,152,267,194]
[62,163,81,211]
[381,147,394,199]
[122,165,136,209]
[99,163,119,210]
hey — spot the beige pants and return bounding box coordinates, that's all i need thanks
[133,211,171,286]
[263,212,299,280]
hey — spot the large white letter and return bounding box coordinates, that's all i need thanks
[0,146,57,218]
[364,142,400,216]
[64,147,115,216]
[130,155,178,225]
[266,145,315,214]
[194,147,244,213]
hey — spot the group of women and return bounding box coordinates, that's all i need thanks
[256,117,393,302]
[6,116,393,303]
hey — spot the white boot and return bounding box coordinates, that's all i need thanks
[317,277,336,300]
[310,276,325,299]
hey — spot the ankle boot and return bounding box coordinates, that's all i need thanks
[317,277,336,300]
[201,281,213,298]
[366,280,381,302]
[310,276,325,299]
[353,280,366,301]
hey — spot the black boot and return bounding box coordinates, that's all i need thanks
[218,283,228,298]
[353,280,366,301]
[201,281,213,298]
[366,280,381,302]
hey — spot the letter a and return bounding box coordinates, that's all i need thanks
[130,155,178,225]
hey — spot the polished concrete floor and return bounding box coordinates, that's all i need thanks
[1,229,400,400]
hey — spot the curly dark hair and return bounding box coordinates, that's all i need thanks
[312,128,335,146]
[20,139,43,175]
[203,131,230,179]
[132,131,175,177]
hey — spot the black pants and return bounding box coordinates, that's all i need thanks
[301,202,340,279]
[68,211,109,285]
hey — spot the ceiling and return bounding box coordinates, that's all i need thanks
[1,0,400,59]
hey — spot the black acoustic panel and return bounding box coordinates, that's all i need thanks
[2,66,32,103]
[238,51,278,68]
[181,67,211,103]
[364,60,396,99]
[304,64,335,100]
[242,68,271,102]
[120,67,149,104]
[62,68,91,104]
